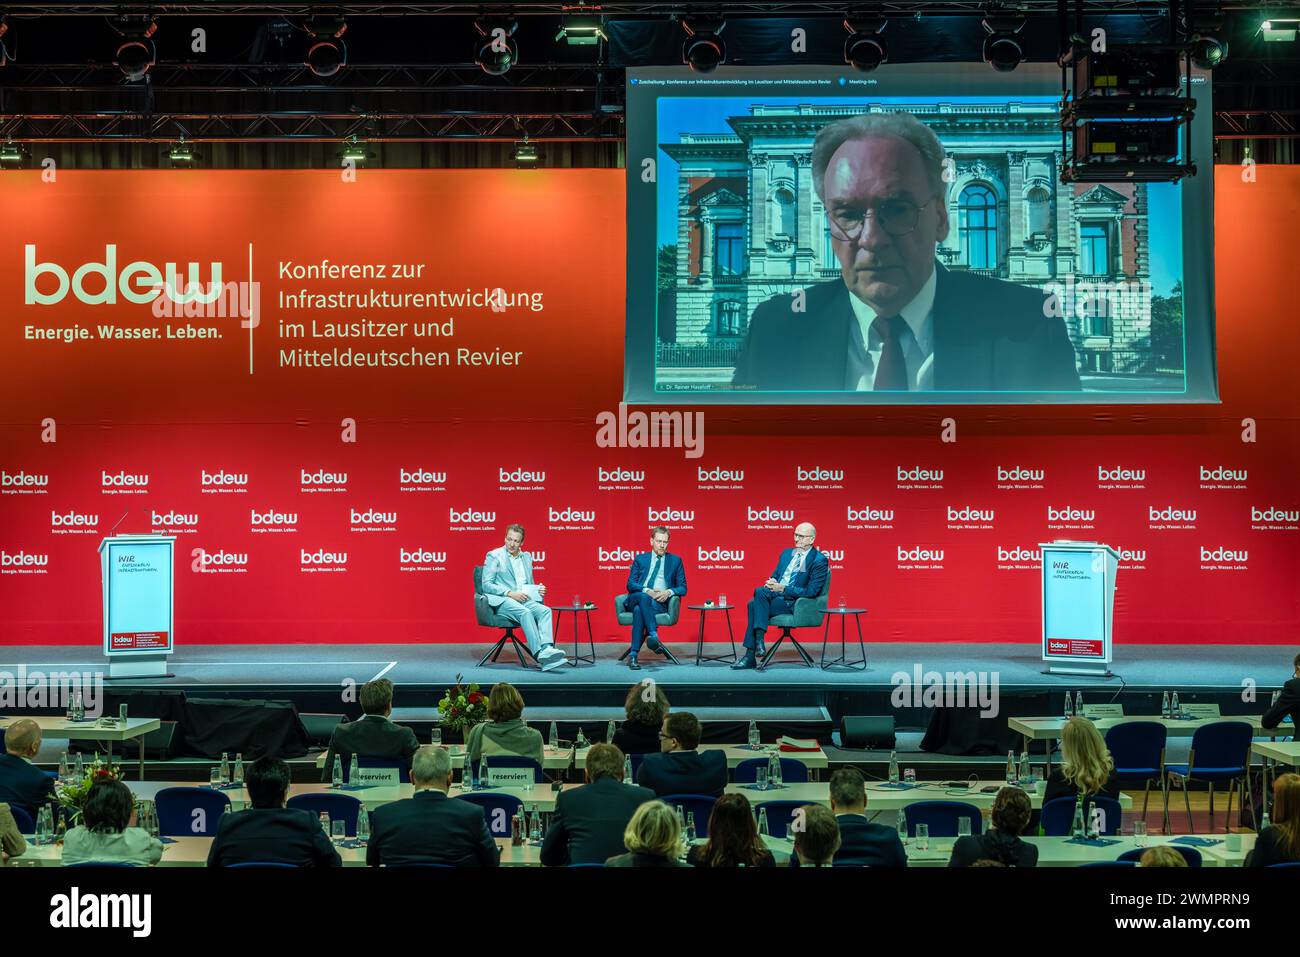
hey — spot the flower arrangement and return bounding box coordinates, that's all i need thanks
[438,673,487,733]
[56,756,125,827]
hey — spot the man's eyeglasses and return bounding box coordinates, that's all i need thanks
[827,196,939,241]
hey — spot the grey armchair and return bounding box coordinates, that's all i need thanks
[473,565,539,668]
[760,568,830,670]
[613,593,683,665]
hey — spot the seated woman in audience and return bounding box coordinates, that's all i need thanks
[62,779,164,867]
[605,800,689,867]
[613,681,669,756]
[0,802,27,862]
[1044,716,1120,805]
[1139,846,1188,867]
[687,793,775,868]
[949,787,1038,868]
[1247,772,1300,867]
[466,682,545,768]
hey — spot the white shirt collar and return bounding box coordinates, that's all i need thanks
[847,265,937,355]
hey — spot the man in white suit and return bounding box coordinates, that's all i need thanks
[481,524,567,672]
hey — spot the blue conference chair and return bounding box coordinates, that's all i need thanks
[754,799,807,840]
[287,793,362,837]
[1041,796,1123,837]
[569,862,606,868]
[1106,721,1167,819]
[760,569,831,670]
[1268,861,1300,868]
[473,565,540,668]
[1163,721,1255,832]
[9,805,35,835]
[64,861,138,868]
[734,757,810,785]
[1118,846,1202,867]
[456,792,524,837]
[660,794,717,839]
[155,786,231,837]
[629,752,647,780]
[351,756,410,785]
[484,755,545,784]
[227,861,299,869]
[1079,861,1136,868]
[388,862,454,868]
[903,801,985,838]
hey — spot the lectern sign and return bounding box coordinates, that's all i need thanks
[99,535,175,678]
[1040,541,1119,676]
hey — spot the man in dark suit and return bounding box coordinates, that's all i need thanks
[0,720,56,813]
[791,768,906,868]
[733,522,829,670]
[321,677,420,783]
[731,112,1080,395]
[623,525,688,671]
[541,742,655,866]
[636,712,727,798]
[367,745,499,867]
[207,756,341,867]
[1262,651,1300,732]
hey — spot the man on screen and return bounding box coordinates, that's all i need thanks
[731,522,828,671]
[731,112,1080,393]
[622,525,688,671]
[481,524,567,672]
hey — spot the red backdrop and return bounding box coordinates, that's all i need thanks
[0,167,1296,646]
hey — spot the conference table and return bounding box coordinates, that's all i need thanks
[315,744,576,774]
[0,715,160,780]
[723,780,1134,815]
[11,831,1251,868]
[1007,714,1291,777]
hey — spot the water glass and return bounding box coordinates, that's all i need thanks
[957,817,972,839]
[431,728,442,747]
[572,594,581,609]
[1133,820,1148,847]
[209,767,224,788]
[755,766,768,790]
[331,819,347,843]
[319,812,330,835]
[903,768,917,786]
[838,596,847,609]
[718,594,727,608]
[916,823,930,852]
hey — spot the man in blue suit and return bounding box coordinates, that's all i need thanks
[0,720,56,814]
[623,526,688,671]
[732,522,828,670]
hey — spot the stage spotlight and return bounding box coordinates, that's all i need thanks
[981,12,1026,72]
[514,138,539,167]
[1189,32,1227,68]
[305,16,347,78]
[681,17,726,73]
[842,17,887,71]
[0,140,27,168]
[167,141,197,167]
[556,10,605,46]
[336,136,374,167]
[111,17,157,81]
[1260,18,1299,42]
[476,16,519,76]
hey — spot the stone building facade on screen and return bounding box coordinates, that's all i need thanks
[661,101,1152,375]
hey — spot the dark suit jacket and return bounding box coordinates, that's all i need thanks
[1043,768,1121,807]
[320,714,420,783]
[366,790,499,867]
[0,753,56,813]
[636,750,728,798]
[949,829,1038,867]
[788,813,907,868]
[1245,825,1300,867]
[206,807,342,867]
[605,851,690,868]
[540,776,657,866]
[770,547,828,602]
[731,265,1080,393]
[626,552,688,598]
[612,720,661,757]
[1262,677,1300,731]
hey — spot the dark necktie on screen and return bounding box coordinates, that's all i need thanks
[647,556,662,592]
[871,314,909,391]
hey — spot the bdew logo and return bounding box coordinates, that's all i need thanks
[549,506,596,528]
[648,506,694,527]
[897,546,944,568]
[697,545,745,567]
[947,505,995,527]
[399,468,447,490]
[696,466,744,487]
[200,469,249,493]
[996,546,1042,569]
[746,506,794,527]
[0,549,49,573]
[1199,465,1248,488]
[598,546,636,567]
[1250,506,1300,530]
[846,505,894,529]
[350,508,398,532]
[896,466,943,487]
[498,468,545,488]
[101,470,149,492]
[1148,506,1197,529]
[448,507,496,530]
[300,548,348,572]
[822,548,845,566]
[1199,545,1248,569]
[1097,466,1146,486]
[1,469,49,494]
[190,547,249,573]
[300,469,348,492]
[250,508,297,532]
[1117,548,1147,566]
[1047,505,1096,526]
[399,547,447,572]
[796,465,844,487]
[25,242,224,308]
[151,510,199,533]
[598,466,646,488]
[51,510,99,533]
[996,466,1044,487]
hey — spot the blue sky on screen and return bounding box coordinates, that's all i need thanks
[655,95,1183,298]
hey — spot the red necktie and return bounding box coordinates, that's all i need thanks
[871,314,909,391]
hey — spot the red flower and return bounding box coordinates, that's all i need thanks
[468,692,483,704]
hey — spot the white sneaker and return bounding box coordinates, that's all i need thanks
[540,652,567,672]
[537,644,561,660]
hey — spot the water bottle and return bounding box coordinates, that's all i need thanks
[606,719,616,743]
[747,720,760,748]
[1075,691,1083,715]
[348,754,359,787]
[768,751,780,788]
[36,806,53,846]
[1070,795,1086,839]
[1005,750,1017,785]
[468,752,480,790]
[319,811,330,835]
[74,752,84,779]
[511,809,524,846]
[233,753,244,785]
[1161,691,1171,718]
[1171,691,1181,716]
[575,727,587,749]
[220,752,231,784]
[1018,751,1031,784]
[331,756,343,789]
[528,805,541,842]
[356,810,370,844]
[548,721,559,748]
[623,755,634,784]
[888,749,900,784]
[1087,805,1102,840]
[1064,692,1074,719]
[1260,807,1271,831]
[65,691,75,722]
[478,754,490,789]
[758,807,769,837]
[676,804,686,829]
[685,812,697,843]
[74,689,85,722]
[897,809,907,843]
[58,752,70,782]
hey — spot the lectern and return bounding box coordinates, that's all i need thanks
[1040,541,1119,677]
[98,534,176,679]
